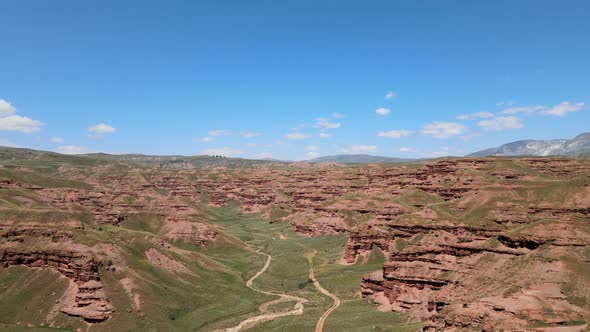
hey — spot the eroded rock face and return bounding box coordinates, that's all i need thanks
[0,222,75,243]
[160,216,217,246]
[289,215,348,236]
[360,225,589,331]
[0,249,113,322]
[342,229,395,264]
[60,280,113,323]
[40,188,134,226]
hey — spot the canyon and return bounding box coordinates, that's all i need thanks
[0,149,588,331]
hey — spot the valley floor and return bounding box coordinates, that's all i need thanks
[201,205,421,332]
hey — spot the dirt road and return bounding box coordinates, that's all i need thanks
[219,250,308,332]
[307,253,341,332]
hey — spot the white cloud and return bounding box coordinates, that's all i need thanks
[305,145,319,151]
[375,108,391,116]
[399,147,411,152]
[475,112,494,118]
[377,129,411,138]
[88,123,116,134]
[197,129,235,142]
[541,102,584,117]
[427,147,451,158]
[420,122,465,139]
[291,124,308,131]
[497,101,583,117]
[341,145,377,153]
[0,99,43,134]
[332,112,345,119]
[305,151,320,158]
[385,91,396,100]
[57,145,93,155]
[286,132,309,140]
[0,115,43,133]
[477,116,523,131]
[460,132,481,141]
[316,118,341,129]
[240,131,262,138]
[0,139,18,148]
[0,99,16,116]
[496,101,513,107]
[500,105,545,115]
[208,129,231,137]
[319,132,331,138]
[51,137,64,143]
[205,147,244,157]
[455,112,493,120]
[195,136,213,143]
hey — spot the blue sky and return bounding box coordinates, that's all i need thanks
[1,1,588,160]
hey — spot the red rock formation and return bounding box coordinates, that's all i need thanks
[360,225,589,330]
[342,228,395,264]
[0,249,113,322]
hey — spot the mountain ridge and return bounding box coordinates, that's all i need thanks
[469,132,590,157]
[309,154,418,164]
[1,131,589,165]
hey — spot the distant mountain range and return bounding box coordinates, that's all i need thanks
[309,154,417,164]
[469,132,590,157]
[1,132,588,165]
[0,147,281,169]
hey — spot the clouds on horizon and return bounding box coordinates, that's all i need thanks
[204,147,244,157]
[0,93,586,161]
[456,112,493,120]
[286,132,309,140]
[542,102,584,117]
[0,99,42,134]
[498,102,584,117]
[240,131,262,138]
[420,122,465,139]
[385,91,396,100]
[87,123,116,139]
[377,129,412,138]
[478,116,523,131]
[0,100,17,116]
[57,145,93,154]
[340,144,377,153]
[315,117,341,129]
[375,108,391,116]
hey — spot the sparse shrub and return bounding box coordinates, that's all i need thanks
[297,279,312,289]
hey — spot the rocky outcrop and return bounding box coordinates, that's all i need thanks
[342,229,395,263]
[0,249,113,322]
[60,280,113,323]
[160,216,217,247]
[0,223,74,243]
[360,224,590,330]
[0,178,44,191]
[41,189,133,226]
[289,215,348,236]
[0,249,101,282]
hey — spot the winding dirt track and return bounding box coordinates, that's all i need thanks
[220,250,308,332]
[218,250,341,332]
[307,253,341,332]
